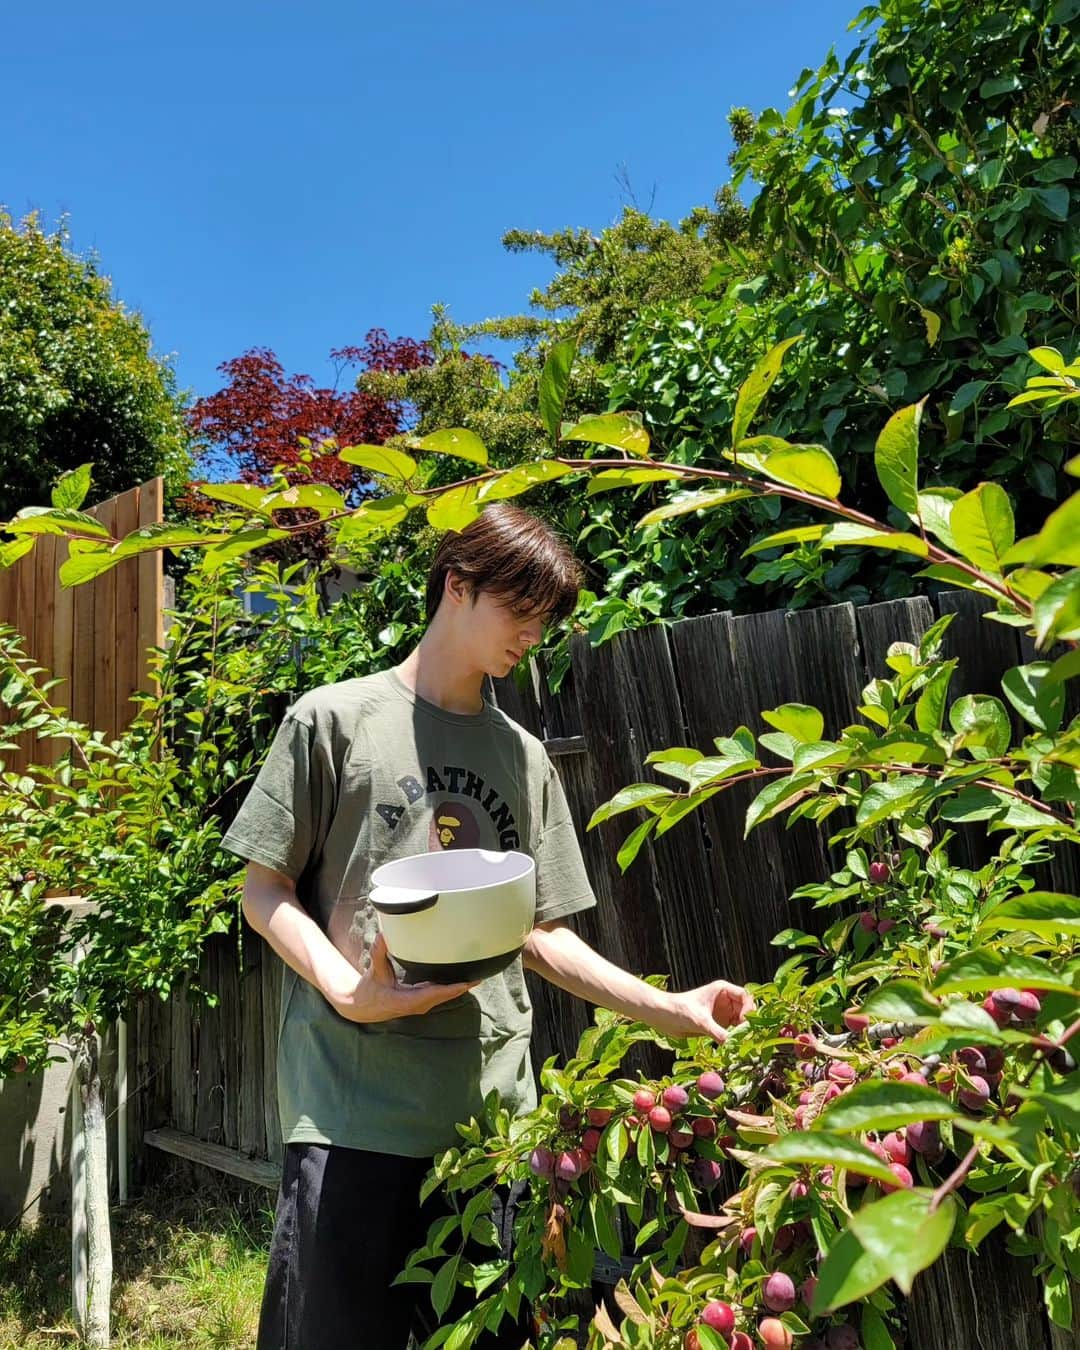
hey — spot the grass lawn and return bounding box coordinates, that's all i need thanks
[0,1173,272,1348]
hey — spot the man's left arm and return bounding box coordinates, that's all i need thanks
[522,919,754,1042]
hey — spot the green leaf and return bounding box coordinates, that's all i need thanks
[0,536,34,568]
[1044,1264,1073,1331]
[1029,346,1067,374]
[860,981,940,1023]
[744,524,829,554]
[51,463,93,511]
[811,1226,892,1314]
[756,441,843,499]
[915,662,955,733]
[1010,1076,1080,1133]
[931,948,1078,996]
[431,1254,461,1318]
[338,444,418,480]
[828,525,929,557]
[731,336,802,447]
[461,1189,494,1243]
[335,494,419,542]
[689,754,758,787]
[860,1302,896,1350]
[539,338,577,443]
[938,787,1005,823]
[637,488,754,528]
[847,1190,957,1295]
[950,483,1015,575]
[267,482,348,515]
[561,412,651,459]
[1034,186,1070,220]
[586,467,682,496]
[426,485,483,532]
[1002,495,1080,568]
[617,816,657,872]
[1046,648,1080,685]
[761,704,824,744]
[480,461,575,501]
[948,694,1011,758]
[917,489,962,550]
[978,891,1080,939]
[758,1131,898,1186]
[58,546,123,587]
[875,402,922,517]
[949,382,988,415]
[855,777,926,828]
[745,773,815,836]
[199,528,291,573]
[590,1190,622,1262]
[1001,662,1065,733]
[1032,571,1080,647]
[588,783,675,829]
[56,522,230,585]
[814,1081,962,1133]
[415,428,489,466]
[7,506,111,540]
[196,481,278,515]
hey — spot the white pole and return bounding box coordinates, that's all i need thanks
[116,1016,128,1205]
[70,1061,88,1335]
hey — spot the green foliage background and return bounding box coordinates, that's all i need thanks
[0,213,195,521]
[361,0,1078,635]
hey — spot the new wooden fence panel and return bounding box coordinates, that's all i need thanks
[0,480,164,773]
[92,497,118,738]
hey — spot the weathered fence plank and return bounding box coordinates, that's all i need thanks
[170,986,195,1138]
[856,597,937,677]
[572,629,672,982]
[238,922,266,1163]
[905,1232,1048,1350]
[261,951,284,1167]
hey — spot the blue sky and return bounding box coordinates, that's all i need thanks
[2,1,860,404]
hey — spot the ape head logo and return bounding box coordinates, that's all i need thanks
[428,801,482,850]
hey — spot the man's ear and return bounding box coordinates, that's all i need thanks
[444,570,471,608]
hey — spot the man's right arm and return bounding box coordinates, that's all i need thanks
[241,861,473,1021]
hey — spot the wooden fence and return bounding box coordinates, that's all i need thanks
[131,586,1080,1348]
[0,479,164,771]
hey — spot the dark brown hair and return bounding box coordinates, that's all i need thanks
[425,503,583,625]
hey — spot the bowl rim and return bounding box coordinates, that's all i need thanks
[370,846,536,896]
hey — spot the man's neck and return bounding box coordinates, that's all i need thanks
[395,629,486,716]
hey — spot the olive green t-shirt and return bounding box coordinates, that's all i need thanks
[221,668,596,1156]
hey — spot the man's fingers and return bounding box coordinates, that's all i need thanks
[402,979,475,1012]
[369,931,396,980]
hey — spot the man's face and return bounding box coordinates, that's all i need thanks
[453,583,549,678]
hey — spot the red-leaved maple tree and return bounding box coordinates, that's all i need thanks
[179,330,431,562]
[184,329,431,497]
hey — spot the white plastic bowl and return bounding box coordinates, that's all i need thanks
[369,848,536,984]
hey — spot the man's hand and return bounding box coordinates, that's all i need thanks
[657,979,756,1043]
[328,932,476,1023]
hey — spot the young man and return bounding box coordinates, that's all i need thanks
[223,503,754,1349]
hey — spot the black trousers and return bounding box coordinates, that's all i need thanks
[257,1142,531,1350]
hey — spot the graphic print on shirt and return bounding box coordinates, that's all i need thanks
[428,802,481,850]
[374,763,520,849]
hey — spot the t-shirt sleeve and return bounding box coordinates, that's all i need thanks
[221,706,336,883]
[533,751,597,925]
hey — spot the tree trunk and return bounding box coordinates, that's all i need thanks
[73,1034,113,1347]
